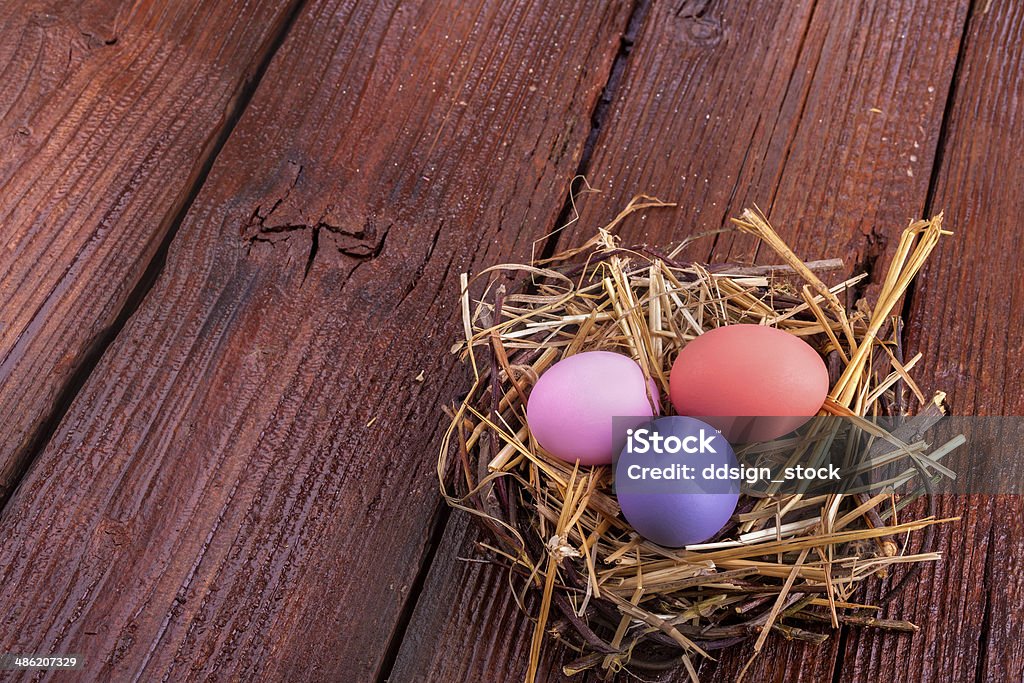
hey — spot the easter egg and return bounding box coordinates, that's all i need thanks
[526,351,657,465]
[669,324,829,442]
[615,416,739,547]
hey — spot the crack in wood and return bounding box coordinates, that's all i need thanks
[244,210,390,262]
[243,161,390,265]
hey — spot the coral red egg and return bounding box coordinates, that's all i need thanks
[668,325,829,442]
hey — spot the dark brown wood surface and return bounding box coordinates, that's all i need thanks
[840,2,1024,681]
[0,0,1021,681]
[0,0,300,502]
[0,0,633,680]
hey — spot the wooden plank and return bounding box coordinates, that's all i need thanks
[0,0,633,680]
[840,2,1024,681]
[0,0,301,501]
[391,513,583,683]
[390,1,971,680]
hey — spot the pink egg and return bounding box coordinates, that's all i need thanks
[526,351,657,465]
[669,324,829,442]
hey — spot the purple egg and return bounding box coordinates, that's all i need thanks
[526,351,657,465]
[615,416,739,547]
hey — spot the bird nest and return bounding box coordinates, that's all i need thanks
[438,198,959,682]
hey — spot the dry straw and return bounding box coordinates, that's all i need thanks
[438,198,959,682]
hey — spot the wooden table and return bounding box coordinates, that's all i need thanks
[1,0,1020,680]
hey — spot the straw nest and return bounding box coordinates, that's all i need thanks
[438,198,960,682]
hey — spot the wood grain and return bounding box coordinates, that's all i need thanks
[391,1,972,680]
[390,513,584,683]
[840,2,1024,681]
[0,0,634,680]
[0,0,301,501]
